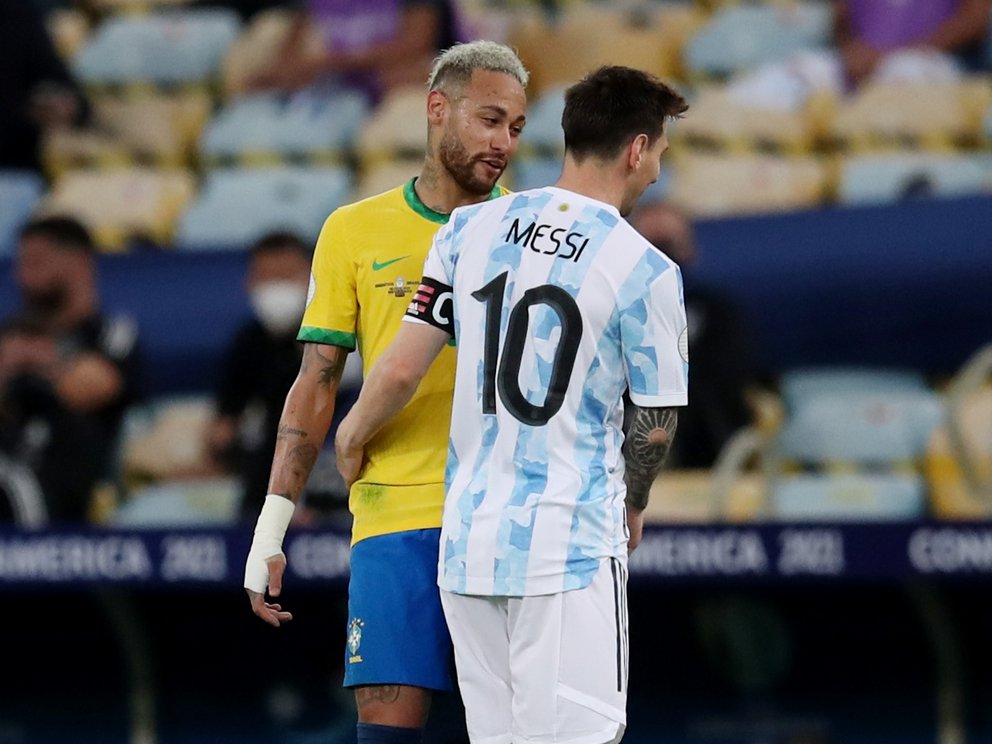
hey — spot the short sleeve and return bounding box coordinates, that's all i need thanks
[298,211,358,350]
[620,264,689,407]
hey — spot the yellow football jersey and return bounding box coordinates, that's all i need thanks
[300,179,508,545]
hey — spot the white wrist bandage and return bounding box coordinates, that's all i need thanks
[244,494,295,594]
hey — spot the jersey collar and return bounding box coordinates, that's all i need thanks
[404,178,502,225]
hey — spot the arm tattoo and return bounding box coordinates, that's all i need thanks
[623,405,678,510]
[300,343,348,388]
[355,685,401,709]
[276,425,307,441]
[278,443,319,502]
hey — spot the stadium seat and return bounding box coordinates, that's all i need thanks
[112,478,241,527]
[838,152,992,205]
[0,170,44,257]
[779,367,929,412]
[668,153,827,217]
[776,389,944,466]
[220,8,324,101]
[512,4,703,95]
[45,7,89,61]
[770,473,927,521]
[928,343,992,518]
[38,167,196,250]
[356,86,430,165]
[833,79,992,151]
[201,90,367,164]
[176,166,351,249]
[520,87,566,158]
[74,9,240,88]
[683,2,833,80]
[510,157,562,192]
[44,91,211,174]
[353,158,422,202]
[674,85,832,154]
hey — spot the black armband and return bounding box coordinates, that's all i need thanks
[405,276,455,337]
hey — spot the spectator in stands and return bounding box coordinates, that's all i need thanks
[0,0,89,173]
[0,217,141,523]
[206,232,359,522]
[631,202,753,468]
[249,0,464,102]
[837,0,989,84]
[728,0,989,110]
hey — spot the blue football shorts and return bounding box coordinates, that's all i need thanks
[343,527,453,691]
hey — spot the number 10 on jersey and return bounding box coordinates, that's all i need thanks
[472,271,584,427]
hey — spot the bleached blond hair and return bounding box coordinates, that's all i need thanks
[427,40,529,94]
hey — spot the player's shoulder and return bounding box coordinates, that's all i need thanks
[326,183,405,226]
[614,217,680,270]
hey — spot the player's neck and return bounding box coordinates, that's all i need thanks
[416,160,491,215]
[555,160,625,212]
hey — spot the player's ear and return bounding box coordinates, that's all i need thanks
[627,134,649,171]
[427,89,448,127]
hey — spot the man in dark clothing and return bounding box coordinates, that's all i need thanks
[0,217,142,522]
[208,232,358,521]
[631,202,754,468]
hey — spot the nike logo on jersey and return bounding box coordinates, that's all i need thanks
[372,256,409,271]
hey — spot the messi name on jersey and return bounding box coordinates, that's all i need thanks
[505,218,589,263]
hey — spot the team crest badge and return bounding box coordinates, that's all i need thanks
[347,618,364,662]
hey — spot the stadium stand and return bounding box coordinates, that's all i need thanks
[37,167,196,249]
[176,165,351,249]
[683,2,834,80]
[74,8,240,89]
[0,171,44,257]
[200,89,367,164]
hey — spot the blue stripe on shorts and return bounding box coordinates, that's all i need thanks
[344,528,453,691]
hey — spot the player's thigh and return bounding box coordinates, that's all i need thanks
[345,529,453,692]
[440,590,514,744]
[509,558,628,744]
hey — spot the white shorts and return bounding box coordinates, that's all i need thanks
[440,558,629,744]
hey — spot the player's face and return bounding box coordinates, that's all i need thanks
[620,131,669,216]
[438,69,527,195]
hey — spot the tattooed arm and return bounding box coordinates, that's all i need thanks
[622,404,678,552]
[266,342,349,504]
[245,342,348,627]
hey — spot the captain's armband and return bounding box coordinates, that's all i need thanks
[405,277,454,337]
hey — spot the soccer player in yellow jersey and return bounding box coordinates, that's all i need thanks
[244,41,528,743]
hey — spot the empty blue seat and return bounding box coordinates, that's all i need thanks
[771,473,926,521]
[521,87,566,156]
[0,170,43,257]
[201,90,368,161]
[75,9,240,86]
[839,153,992,205]
[780,367,929,412]
[777,389,944,465]
[684,3,833,78]
[177,166,352,249]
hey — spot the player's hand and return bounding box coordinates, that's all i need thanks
[334,418,365,489]
[626,505,645,554]
[245,552,293,627]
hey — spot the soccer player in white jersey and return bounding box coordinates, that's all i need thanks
[336,66,689,744]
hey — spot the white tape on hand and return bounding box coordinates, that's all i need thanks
[244,494,295,594]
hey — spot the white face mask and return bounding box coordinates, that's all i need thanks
[250,280,307,337]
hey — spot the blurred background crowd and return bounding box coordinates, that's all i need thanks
[0,1,991,742]
[0,0,990,531]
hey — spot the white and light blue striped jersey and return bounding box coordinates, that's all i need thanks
[404,186,689,597]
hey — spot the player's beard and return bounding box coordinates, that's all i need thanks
[438,129,504,196]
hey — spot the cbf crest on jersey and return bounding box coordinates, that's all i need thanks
[347,617,365,663]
